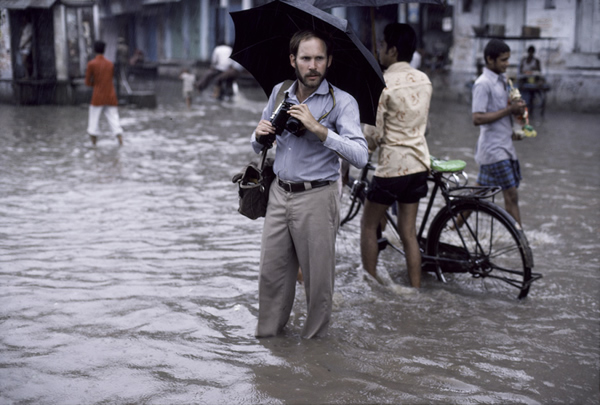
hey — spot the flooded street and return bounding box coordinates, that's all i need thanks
[1,80,598,404]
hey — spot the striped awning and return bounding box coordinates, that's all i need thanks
[0,0,94,8]
[61,0,95,6]
[0,0,57,8]
[142,0,180,4]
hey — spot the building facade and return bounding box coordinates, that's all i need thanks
[450,0,600,112]
[1,0,598,111]
[0,0,258,104]
[0,0,98,104]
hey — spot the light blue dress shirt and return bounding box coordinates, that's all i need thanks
[251,79,368,183]
[472,67,518,166]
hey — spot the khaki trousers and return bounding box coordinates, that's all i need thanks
[255,180,340,339]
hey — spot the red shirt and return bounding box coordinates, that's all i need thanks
[85,55,118,106]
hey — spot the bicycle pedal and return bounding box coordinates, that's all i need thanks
[377,237,388,251]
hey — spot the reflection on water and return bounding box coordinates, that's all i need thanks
[0,81,598,404]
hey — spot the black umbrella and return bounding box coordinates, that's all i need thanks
[308,0,445,61]
[229,0,385,125]
[309,0,444,7]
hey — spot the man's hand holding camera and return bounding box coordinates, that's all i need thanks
[256,102,328,148]
[255,120,276,148]
[287,104,328,142]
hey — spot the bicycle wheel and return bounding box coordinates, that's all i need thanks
[426,199,534,299]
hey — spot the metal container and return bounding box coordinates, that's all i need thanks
[522,26,541,38]
[485,24,505,37]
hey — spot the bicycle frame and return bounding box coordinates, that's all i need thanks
[342,162,500,250]
[340,160,540,298]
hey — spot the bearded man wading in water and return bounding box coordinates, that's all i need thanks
[250,30,368,339]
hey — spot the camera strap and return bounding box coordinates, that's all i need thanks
[279,81,336,123]
[317,83,336,123]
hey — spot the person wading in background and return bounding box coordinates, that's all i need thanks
[85,40,124,147]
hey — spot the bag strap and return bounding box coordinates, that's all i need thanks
[275,79,294,107]
[259,147,268,170]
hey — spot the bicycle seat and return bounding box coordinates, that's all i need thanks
[430,157,467,173]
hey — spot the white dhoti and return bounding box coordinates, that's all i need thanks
[87,105,123,137]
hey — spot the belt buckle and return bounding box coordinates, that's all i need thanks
[280,179,293,192]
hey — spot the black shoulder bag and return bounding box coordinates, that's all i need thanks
[231,81,292,220]
[231,149,275,220]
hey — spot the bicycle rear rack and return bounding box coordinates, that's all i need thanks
[447,185,503,200]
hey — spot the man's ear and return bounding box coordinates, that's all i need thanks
[327,55,332,68]
[290,54,296,68]
[390,46,399,60]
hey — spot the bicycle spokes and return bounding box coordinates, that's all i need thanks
[427,201,533,299]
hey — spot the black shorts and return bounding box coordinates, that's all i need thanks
[367,172,429,205]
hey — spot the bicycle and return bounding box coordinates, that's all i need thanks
[340,157,542,299]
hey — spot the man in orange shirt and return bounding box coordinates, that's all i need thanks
[86,41,123,146]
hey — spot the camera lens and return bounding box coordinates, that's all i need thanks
[285,118,302,133]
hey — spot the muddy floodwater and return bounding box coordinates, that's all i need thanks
[0,80,598,404]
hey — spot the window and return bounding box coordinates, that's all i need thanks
[575,0,600,53]
[66,7,95,78]
[482,0,526,37]
[463,0,472,12]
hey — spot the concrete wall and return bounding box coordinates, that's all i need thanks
[0,9,14,102]
[448,0,600,112]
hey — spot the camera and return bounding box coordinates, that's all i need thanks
[269,101,305,136]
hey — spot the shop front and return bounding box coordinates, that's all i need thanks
[0,0,97,105]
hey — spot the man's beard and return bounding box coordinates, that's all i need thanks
[295,65,327,90]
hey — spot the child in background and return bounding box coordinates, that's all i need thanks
[179,68,196,109]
